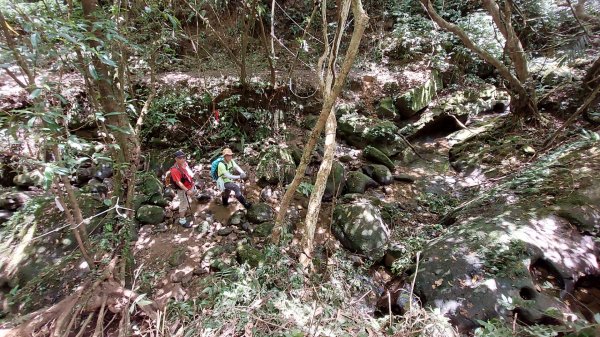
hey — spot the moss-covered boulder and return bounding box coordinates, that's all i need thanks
[377,97,397,119]
[246,202,274,224]
[362,164,393,185]
[337,113,404,157]
[399,85,509,139]
[140,175,163,197]
[136,205,164,224]
[148,194,169,207]
[324,161,345,200]
[236,243,264,267]
[253,221,275,237]
[363,146,395,170]
[344,171,378,194]
[395,70,442,118]
[256,146,296,186]
[80,178,108,196]
[332,198,390,260]
[13,170,43,188]
[228,210,247,227]
[530,58,573,87]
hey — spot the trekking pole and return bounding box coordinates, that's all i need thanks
[184,191,193,218]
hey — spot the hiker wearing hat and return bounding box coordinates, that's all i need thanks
[217,148,252,209]
[171,150,195,227]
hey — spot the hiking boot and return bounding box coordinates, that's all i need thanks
[236,196,252,209]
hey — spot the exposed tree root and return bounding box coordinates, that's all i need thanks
[9,258,160,337]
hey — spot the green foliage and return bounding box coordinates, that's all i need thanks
[296,181,313,197]
[417,192,458,215]
[390,236,427,275]
[475,314,600,337]
[144,89,204,139]
[482,240,528,278]
[214,93,273,143]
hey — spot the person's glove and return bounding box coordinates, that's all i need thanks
[186,189,194,196]
[240,172,247,179]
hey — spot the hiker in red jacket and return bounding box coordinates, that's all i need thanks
[171,150,195,228]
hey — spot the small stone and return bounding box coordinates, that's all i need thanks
[523,145,536,155]
[217,227,233,236]
[394,174,416,183]
[193,267,207,276]
[339,155,353,163]
[153,223,168,233]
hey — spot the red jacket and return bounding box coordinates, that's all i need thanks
[170,164,194,190]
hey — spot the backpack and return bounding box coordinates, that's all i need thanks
[210,157,224,181]
[165,166,188,189]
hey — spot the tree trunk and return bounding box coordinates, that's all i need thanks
[300,109,336,268]
[53,178,95,268]
[421,0,538,120]
[271,0,369,244]
[482,0,529,82]
[255,7,276,87]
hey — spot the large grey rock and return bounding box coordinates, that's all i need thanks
[74,166,94,186]
[324,161,345,200]
[0,192,29,211]
[554,183,600,236]
[256,146,296,186]
[337,113,405,157]
[80,178,108,196]
[530,58,573,87]
[344,171,378,194]
[136,205,165,224]
[332,198,390,260]
[395,70,442,118]
[362,164,393,185]
[94,164,113,180]
[412,141,600,333]
[363,146,395,170]
[246,202,274,224]
[399,85,509,139]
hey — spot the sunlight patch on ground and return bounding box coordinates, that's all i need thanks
[514,216,599,271]
[434,299,463,315]
[482,278,498,291]
[459,168,486,187]
[5,215,36,275]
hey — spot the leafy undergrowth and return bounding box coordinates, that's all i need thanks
[136,245,457,337]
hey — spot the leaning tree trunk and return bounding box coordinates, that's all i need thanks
[271,0,369,244]
[300,110,336,268]
[421,0,539,121]
[298,0,351,268]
